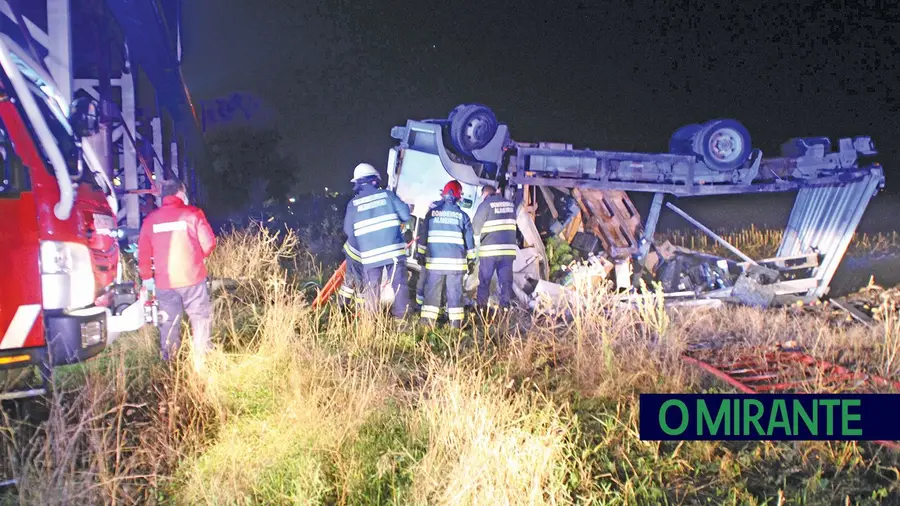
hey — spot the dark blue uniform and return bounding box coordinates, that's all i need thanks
[413,199,441,310]
[338,183,366,308]
[343,183,411,318]
[337,240,365,307]
[472,193,518,307]
[417,196,476,327]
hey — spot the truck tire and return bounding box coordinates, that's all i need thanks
[447,104,468,122]
[692,119,751,171]
[449,104,498,157]
[668,123,703,155]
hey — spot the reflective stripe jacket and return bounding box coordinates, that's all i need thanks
[413,199,441,264]
[338,240,364,302]
[472,194,518,258]
[138,196,217,290]
[417,197,475,272]
[341,185,365,266]
[343,184,411,268]
[342,240,361,264]
[338,186,365,302]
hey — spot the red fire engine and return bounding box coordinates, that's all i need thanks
[0,37,144,400]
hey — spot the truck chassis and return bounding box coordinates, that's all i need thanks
[385,104,885,309]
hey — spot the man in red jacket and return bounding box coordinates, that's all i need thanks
[138,180,217,365]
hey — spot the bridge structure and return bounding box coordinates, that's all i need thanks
[0,0,204,234]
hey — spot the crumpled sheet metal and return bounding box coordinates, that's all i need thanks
[776,169,884,299]
[512,247,543,304]
[529,280,586,318]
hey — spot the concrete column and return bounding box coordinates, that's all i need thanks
[46,0,72,104]
[151,116,163,205]
[170,139,179,178]
[120,47,139,230]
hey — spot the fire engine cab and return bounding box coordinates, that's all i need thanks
[0,36,144,399]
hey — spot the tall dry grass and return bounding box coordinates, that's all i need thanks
[177,262,395,503]
[3,223,899,505]
[0,324,217,506]
[178,224,589,504]
[517,274,688,400]
[660,225,900,259]
[207,222,300,283]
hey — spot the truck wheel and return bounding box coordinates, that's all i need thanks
[668,123,703,155]
[447,104,468,122]
[693,119,751,171]
[449,104,498,157]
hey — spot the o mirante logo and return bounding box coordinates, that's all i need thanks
[640,394,897,441]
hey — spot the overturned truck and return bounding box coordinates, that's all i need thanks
[382,104,884,309]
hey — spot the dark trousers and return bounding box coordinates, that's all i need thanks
[362,259,409,319]
[157,280,212,361]
[421,270,464,328]
[476,256,514,307]
[415,266,427,308]
[338,256,365,308]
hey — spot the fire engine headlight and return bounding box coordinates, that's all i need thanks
[40,241,95,310]
[40,240,74,274]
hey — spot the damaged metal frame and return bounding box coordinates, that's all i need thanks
[509,143,885,308]
[385,104,885,310]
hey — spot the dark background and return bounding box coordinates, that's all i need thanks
[181,0,900,231]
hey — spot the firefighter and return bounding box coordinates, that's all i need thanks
[343,163,411,321]
[417,180,476,328]
[472,185,518,311]
[412,198,441,310]
[337,181,366,308]
[337,239,365,308]
[138,180,217,368]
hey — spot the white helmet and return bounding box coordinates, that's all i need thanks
[351,163,380,182]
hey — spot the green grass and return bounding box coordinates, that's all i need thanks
[341,402,425,505]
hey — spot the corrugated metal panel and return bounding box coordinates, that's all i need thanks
[776,168,885,298]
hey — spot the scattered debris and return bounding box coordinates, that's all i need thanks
[843,280,900,315]
[526,279,586,317]
[561,254,614,291]
[777,278,900,327]
[828,298,875,327]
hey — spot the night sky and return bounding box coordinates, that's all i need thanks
[181,0,900,204]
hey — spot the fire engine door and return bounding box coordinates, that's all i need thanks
[0,106,45,352]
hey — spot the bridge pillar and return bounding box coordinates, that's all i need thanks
[46,0,71,104]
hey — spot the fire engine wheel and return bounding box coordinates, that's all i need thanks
[693,119,752,171]
[449,104,498,157]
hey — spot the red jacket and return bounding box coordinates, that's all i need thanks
[138,196,217,290]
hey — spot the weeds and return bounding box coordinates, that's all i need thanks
[1,225,899,505]
[877,300,900,378]
[409,358,573,506]
[660,226,900,260]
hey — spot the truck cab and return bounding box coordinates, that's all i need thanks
[387,104,510,222]
[0,37,143,398]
